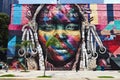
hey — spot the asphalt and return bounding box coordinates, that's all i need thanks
[0,70,120,80]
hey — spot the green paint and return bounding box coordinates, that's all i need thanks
[105,24,114,30]
[114,20,120,30]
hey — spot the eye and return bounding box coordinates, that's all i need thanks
[65,23,79,30]
[39,25,55,31]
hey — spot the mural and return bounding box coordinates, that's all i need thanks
[38,4,84,68]
[8,4,120,70]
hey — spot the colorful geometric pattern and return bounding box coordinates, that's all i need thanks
[8,4,120,67]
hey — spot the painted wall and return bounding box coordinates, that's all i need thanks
[8,4,120,70]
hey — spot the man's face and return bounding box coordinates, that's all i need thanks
[38,4,81,66]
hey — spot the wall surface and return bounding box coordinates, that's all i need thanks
[8,4,120,70]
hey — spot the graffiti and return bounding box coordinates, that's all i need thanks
[38,4,83,68]
[8,4,120,70]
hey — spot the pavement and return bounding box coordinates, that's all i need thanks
[0,70,120,80]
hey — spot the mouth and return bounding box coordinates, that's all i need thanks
[55,49,68,55]
[55,49,71,61]
[51,45,74,55]
[48,47,75,61]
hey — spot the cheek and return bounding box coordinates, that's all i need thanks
[65,31,81,49]
[68,35,80,48]
[39,35,46,45]
[38,30,54,43]
[38,30,81,48]
[67,31,81,42]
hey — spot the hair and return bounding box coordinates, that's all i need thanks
[29,4,85,25]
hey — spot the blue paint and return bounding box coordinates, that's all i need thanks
[114,20,120,30]
[7,36,16,57]
[105,24,114,30]
[13,4,22,24]
[107,4,114,23]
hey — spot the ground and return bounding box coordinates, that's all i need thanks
[0,70,120,80]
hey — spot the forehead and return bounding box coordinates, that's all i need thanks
[44,4,77,12]
[38,4,80,24]
[46,4,73,11]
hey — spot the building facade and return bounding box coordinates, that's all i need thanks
[0,0,18,15]
[8,4,120,70]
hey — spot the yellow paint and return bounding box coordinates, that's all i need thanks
[38,30,81,41]
[39,30,80,36]
[90,4,98,24]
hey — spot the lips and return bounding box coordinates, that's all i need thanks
[51,43,74,55]
[47,47,70,61]
[54,49,70,61]
[55,49,68,55]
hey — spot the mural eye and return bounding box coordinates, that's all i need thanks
[65,23,79,30]
[40,25,55,31]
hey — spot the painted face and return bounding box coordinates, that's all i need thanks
[38,4,82,67]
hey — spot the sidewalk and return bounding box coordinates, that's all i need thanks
[0,70,120,80]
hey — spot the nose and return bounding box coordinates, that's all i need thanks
[53,24,67,34]
[54,33,68,41]
[59,33,67,40]
[53,24,68,41]
[56,24,64,30]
